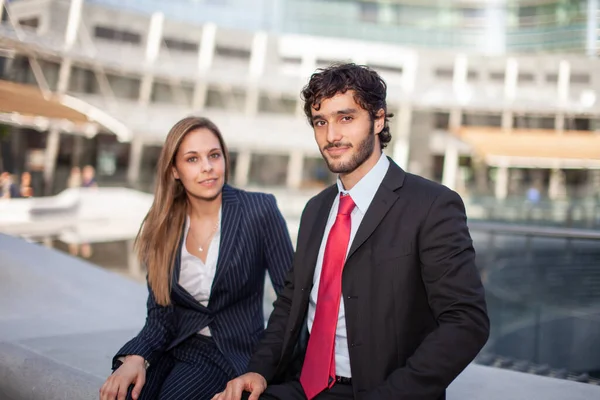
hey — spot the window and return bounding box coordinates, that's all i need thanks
[94,26,141,44]
[19,17,39,29]
[434,112,450,129]
[571,73,590,85]
[360,2,379,23]
[434,68,453,80]
[490,71,505,82]
[513,115,554,129]
[215,46,251,60]
[518,72,535,83]
[163,38,198,53]
[369,64,402,75]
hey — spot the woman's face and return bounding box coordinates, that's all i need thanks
[172,128,226,201]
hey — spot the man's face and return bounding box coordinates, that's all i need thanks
[311,90,382,174]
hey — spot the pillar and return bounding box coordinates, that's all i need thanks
[548,168,566,200]
[442,142,459,190]
[296,51,316,118]
[245,31,268,116]
[192,22,217,110]
[127,138,144,187]
[127,239,143,278]
[495,165,509,200]
[56,0,83,94]
[392,104,412,170]
[286,151,304,189]
[43,127,60,196]
[234,151,251,187]
[139,12,164,106]
[586,0,598,57]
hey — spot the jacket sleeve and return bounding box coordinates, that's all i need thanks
[262,194,295,295]
[246,195,312,382]
[112,283,177,370]
[364,189,490,400]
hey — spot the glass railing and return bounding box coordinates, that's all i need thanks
[470,222,600,382]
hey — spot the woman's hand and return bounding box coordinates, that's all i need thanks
[100,355,146,400]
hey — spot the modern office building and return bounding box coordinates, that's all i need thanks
[0,0,599,202]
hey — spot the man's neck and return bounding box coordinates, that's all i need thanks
[339,150,383,191]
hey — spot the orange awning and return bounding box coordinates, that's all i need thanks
[0,79,91,124]
[453,127,600,164]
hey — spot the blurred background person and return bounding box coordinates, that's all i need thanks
[67,166,82,189]
[20,171,33,198]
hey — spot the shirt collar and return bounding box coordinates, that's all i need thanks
[336,153,390,214]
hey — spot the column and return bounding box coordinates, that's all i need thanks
[139,12,164,106]
[245,31,268,116]
[556,60,570,131]
[501,110,513,130]
[127,239,143,279]
[548,168,566,200]
[392,104,412,170]
[192,23,217,110]
[396,55,417,169]
[43,127,60,196]
[0,0,5,21]
[127,137,144,187]
[483,0,507,55]
[234,151,252,187]
[504,57,518,115]
[453,54,468,106]
[495,165,509,200]
[56,0,83,94]
[296,51,316,118]
[586,0,598,57]
[286,151,304,189]
[71,134,83,167]
[442,142,459,190]
[449,109,462,131]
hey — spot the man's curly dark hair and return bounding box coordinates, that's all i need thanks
[300,63,394,149]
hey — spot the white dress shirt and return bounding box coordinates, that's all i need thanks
[307,153,390,378]
[179,209,222,336]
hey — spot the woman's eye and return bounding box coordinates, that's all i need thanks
[187,157,197,163]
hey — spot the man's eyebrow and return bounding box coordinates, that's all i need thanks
[311,108,358,121]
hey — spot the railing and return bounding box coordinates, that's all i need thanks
[469,221,600,382]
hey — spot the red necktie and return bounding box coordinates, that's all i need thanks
[300,194,355,400]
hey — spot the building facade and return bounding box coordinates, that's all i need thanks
[0,0,599,205]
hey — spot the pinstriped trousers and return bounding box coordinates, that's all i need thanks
[133,334,236,400]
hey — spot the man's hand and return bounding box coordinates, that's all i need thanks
[212,372,267,400]
[99,355,146,400]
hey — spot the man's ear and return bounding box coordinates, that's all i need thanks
[374,109,385,134]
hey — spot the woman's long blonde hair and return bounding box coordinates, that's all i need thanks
[137,116,230,306]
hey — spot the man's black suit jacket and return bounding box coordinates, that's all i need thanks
[248,159,490,400]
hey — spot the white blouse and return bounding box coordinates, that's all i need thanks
[179,210,222,336]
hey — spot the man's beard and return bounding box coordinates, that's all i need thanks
[321,124,376,174]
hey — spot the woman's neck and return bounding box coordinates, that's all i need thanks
[187,192,222,220]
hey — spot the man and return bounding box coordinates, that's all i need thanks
[213,63,489,400]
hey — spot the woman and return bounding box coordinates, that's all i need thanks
[100,117,294,400]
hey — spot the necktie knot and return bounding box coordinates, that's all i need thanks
[338,194,355,216]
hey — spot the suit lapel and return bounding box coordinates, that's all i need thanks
[347,160,406,259]
[211,184,241,291]
[298,185,338,290]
